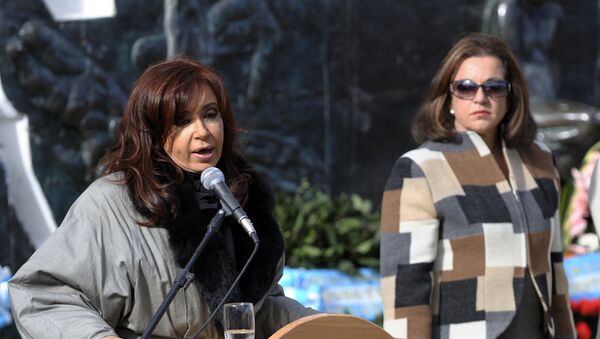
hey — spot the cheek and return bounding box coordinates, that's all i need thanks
[165,130,187,156]
[451,96,464,111]
[495,100,508,118]
[451,99,467,118]
[212,123,225,148]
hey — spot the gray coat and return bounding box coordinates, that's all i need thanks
[9,173,316,339]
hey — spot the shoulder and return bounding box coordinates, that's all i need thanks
[515,139,557,177]
[87,172,128,196]
[393,137,466,169]
[61,172,138,231]
[521,140,560,181]
[518,139,554,160]
[385,148,432,191]
[29,174,138,263]
[73,173,131,211]
[402,135,474,162]
[386,136,475,189]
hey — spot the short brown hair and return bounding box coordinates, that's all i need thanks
[411,32,536,147]
[101,57,249,226]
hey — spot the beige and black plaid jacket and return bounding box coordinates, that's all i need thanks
[380,131,575,339]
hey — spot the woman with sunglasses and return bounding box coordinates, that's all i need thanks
[380,33,575,339]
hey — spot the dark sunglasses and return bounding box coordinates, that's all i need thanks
[449,79,512,99]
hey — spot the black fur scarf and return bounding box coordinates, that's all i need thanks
[167,170,284,331]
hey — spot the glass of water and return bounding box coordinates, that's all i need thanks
[223,302,255,339]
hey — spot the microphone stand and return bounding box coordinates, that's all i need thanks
[141,209,226,339]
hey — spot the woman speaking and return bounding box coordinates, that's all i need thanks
[9,57,316,338]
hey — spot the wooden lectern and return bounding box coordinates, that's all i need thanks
[269,314,393,339]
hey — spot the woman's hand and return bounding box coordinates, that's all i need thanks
[102,336,122,339]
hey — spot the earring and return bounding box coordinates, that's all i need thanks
[450,108,455,115]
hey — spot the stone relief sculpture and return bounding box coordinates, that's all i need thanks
[207,0,284,103]
[159,0,284,106]
[6,19,126,177]
[483,0,600,179]
[0,74,56,249]
[150,0,317,177]
[483,0,562,99]
[0,0,322,234]
[160,0,319,185]
[1,17,127,221]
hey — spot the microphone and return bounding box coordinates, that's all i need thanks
[201,167,259,243]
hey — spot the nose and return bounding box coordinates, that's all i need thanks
[192,118,209,139]
[472,86,488,103]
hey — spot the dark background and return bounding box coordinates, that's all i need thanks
[0,0,599,290]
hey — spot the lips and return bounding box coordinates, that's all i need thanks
[470,110,490,117]
[193,146,214,154]
[192,146,215,160]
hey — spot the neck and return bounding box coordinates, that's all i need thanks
[481,130,500,153]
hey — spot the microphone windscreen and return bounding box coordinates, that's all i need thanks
[200,167,225,190]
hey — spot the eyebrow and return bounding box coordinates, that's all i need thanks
[203,102,218,109]
[184,101,218,115]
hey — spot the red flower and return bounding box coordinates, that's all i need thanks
[576,321,592,339]
[579,299,600,316]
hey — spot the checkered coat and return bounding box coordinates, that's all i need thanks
[380,131,575,339]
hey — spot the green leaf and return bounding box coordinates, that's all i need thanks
[276,179,381,273]
[356,240,373,254]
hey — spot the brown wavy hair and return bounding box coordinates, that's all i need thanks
[411,32,536,148]
[101,57,251,226]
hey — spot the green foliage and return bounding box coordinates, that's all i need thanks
[559,176,575,249]
[372,312,384,327]
[275,179,381,275]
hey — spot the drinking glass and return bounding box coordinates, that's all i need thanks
[223,302,255,339]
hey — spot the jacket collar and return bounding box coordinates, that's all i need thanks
[461,131,544,194]
[167,168,284,331]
